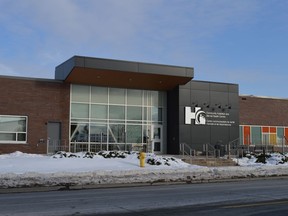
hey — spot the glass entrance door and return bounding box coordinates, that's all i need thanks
[152,125,162,153]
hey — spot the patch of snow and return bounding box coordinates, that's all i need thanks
[0,151,287,188]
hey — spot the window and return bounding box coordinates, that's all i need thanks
[71,85,90,102]
[70,84,167,149]
[71,103,89,119]
[0,115,27,143]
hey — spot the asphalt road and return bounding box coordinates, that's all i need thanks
[0,178,288,216]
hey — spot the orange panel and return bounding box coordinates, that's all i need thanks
[270,127,276,133]
[243,126,251,145]
[285,128,288,145]
[262,127,269,133]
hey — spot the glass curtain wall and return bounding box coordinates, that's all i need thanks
[70,84,166,152]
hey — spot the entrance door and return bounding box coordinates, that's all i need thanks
[152,125,162,153]
[47,122,61,153]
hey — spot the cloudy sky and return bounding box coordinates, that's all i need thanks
[0,0,287,97]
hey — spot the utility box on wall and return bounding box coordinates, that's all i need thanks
[167,80,239,154]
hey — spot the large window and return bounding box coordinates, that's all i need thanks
[0,115,27,143]
[70,85,166,151]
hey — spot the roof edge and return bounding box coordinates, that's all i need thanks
[55,56,194,81]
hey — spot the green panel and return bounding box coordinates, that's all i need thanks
[277,127,284,138]
[277,127,284,145]
[251,126,262,145]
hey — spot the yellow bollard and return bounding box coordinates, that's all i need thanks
[139,152,146,167]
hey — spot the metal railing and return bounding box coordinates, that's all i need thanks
[47,139,69,154]
[226,138,240,159]
[203,143,218,158]
[179,143,195,164]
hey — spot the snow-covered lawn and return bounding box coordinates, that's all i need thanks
[0,151,288,189]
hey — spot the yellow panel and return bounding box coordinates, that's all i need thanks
[270,134,277,145]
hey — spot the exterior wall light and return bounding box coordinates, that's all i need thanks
[203,103,209,108]
[226,105,232,109]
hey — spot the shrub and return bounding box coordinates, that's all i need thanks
[256,153,271,164]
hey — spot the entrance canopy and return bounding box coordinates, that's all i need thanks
[55,56,193,91]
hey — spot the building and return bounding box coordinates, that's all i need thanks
[0,56,286,155]
[239,95,288,147]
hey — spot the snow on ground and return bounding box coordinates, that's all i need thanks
[0,151,288,189]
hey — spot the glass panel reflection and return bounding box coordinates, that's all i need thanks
[127,125,142,143]
[109,88,125,104]
[90,124,107,142]
[71,104,89,119]
[109,106,125,120]
[127,106,142,120]
[109,124,125,143]
[70,84,166,150]
[91,105,107,119]
[71,123,89,142]
[127,89,142,105]
[91,86,108,103]
[72,85,90,102]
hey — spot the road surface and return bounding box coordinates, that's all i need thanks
[0,178,288,215]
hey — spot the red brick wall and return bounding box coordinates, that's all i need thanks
[239,96,288,126]
[0,77,70,154]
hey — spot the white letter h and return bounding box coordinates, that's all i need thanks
[185,107,195,124]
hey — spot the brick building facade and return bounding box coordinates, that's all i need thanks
[239,95,288,146]
[0,56,287,154]
[0,77,70,154]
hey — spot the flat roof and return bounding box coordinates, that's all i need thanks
[55,56,194,91]
[240,94,288,101]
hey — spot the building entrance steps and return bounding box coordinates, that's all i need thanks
[168,155,237,167]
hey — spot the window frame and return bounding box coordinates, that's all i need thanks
[0,115,28,144]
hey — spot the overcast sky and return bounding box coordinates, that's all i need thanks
[0,0,287,98]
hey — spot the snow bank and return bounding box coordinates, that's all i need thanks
[0,151,288,189]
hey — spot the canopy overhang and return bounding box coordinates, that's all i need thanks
[55,56,194,91]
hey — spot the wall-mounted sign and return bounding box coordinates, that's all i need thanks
[185,107,206,125]
[185,106,235,126]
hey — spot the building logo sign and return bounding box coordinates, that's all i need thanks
[185,106,235,127]
[185,107,206,125]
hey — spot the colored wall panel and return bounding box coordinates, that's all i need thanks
[277,127,284,145]
[285,128,288,145]
[262,127,269,133]
[285,128,288,137]
[251,126,261,145]
[277,127,284,138]
[239,126,243,145]
[270,134,277,145]
[270,127,276,133]
[243,126,250,145]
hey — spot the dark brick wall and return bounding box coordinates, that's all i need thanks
[0,77,70,154]
[239,96,288,126]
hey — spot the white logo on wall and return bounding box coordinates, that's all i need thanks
[185,107,206,125]
[185,106,236,126]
